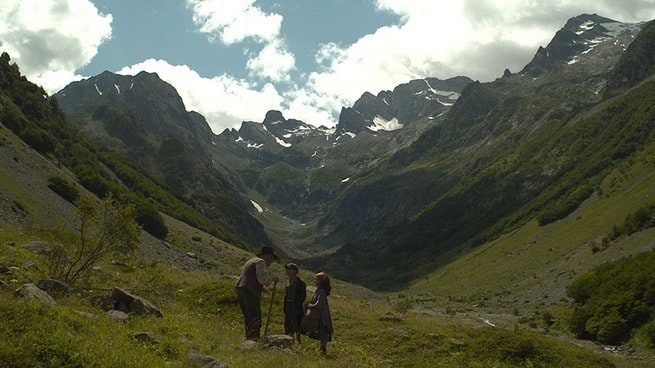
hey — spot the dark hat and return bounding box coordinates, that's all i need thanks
[257,246,278,259]
[285,262,299,272]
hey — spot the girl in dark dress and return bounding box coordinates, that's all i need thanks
[306,272,333,354]
[283,263,306,343]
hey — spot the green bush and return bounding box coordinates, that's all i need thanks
[566,249,655,344]
[21,127,56,153]
[47,176,79,203]
[47,195,141,284]
[134,201,168,239]
[608,204,655,240]
[642,320,655,348]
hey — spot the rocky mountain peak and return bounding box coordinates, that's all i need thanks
[520,13,643,77]
[335,76,473,136]
[263,110,286,125]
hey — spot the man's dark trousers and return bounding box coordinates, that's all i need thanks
[237,287,261,339]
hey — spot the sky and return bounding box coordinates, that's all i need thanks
[1,1,654,133]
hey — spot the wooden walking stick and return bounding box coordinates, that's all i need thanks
[264,280,277,336]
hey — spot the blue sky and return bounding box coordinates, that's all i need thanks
[1,0,654,133]
[82,1,399,80]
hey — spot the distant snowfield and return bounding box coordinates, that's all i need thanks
[250,200,263,213]
[275,136,292,147]
[370,115,403,131]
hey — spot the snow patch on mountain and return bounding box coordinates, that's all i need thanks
[568,20,642,65]
[250,200,263,213]
[369,116,403,132]
[275,137,291,147]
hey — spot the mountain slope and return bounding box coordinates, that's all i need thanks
[313,16,653,289]
[54,71,268,246]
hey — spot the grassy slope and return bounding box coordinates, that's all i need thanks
[0,123,636,366]
[1,86,652,368]
[0,231,628,368]
[405,155,655,366]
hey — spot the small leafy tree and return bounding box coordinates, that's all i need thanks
[48,195,141,284]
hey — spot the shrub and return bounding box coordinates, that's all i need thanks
[566,250,655,344]
[642,320,655,348]
[47,195,141,284]
[47,176,79,203]
[21,127,56,153]
[134,201,168,239]
[608,204,655,240]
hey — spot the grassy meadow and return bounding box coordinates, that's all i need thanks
[0,221,648,368]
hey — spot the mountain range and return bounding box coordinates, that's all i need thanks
[2,11,655,366]
[49,14,655,290]
[0,13,651,294]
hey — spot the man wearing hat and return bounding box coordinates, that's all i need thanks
[283,262,306,342]
[235,246,280,340]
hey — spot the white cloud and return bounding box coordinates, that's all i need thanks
[187,0,282,44]
[0,0,112,93]
[282,88,341,128]
[117,59,284,133]
[186,0,296,83]
[246,40,296,82]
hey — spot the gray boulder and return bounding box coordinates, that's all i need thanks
[36,278,71,297]
[260,334,294,349]
[91,294,116,311]
[112,287,163,318]
[20,241,53,255]
[15,283,56,306]
[186,352,228,368]
[107,310,129,322]
[239,340,258,351]
[131,331,160,344]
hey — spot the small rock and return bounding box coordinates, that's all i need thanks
[260,334,294,349]
[91,294,116,311]
[389,327,409,336]
[112,287,163,318]
[36,278,71,297]
[74,310,99,320]
[15,283,56,306]
[111,260,133,269]
[186,352,228,368]
[107,310,129,322]
[132,331,160,344]
[239,340,258,351]
[20,241,52,255]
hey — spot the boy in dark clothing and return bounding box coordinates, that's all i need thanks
[283,262,306,343]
